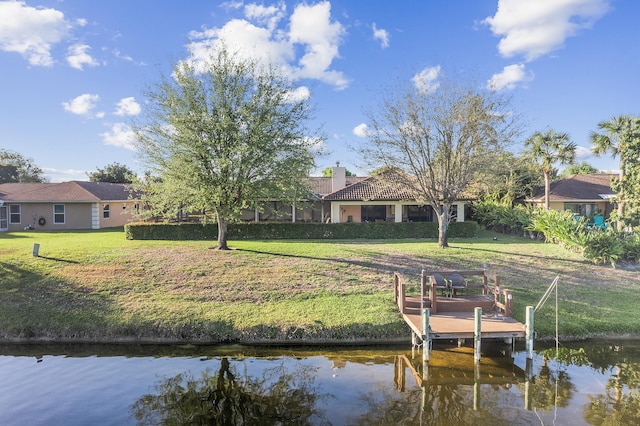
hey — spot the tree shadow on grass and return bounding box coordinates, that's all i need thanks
[455,245,587,266]
[36,255,79,264]
[234,247,422,278]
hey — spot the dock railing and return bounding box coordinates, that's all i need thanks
[395,270,514,317]
[422,270,513,317]
[393,272,406,314]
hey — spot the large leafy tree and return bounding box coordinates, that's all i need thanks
[474,151,542,205]
[590,115,640,230]
[560,161,599,177]
[0,149,46,183]
[88,162,135,183]
[361,72,520,248]
[524,129,576,209]
[133,48,321,249]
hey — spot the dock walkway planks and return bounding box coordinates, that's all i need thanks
[402,309,526,340]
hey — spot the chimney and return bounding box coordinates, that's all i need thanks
[331,163,346,192]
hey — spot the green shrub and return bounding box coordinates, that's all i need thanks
[582,229,625,267]
[472,200,532,235]
[527,208,587,250]
[125,221,478,241]
[621,233,640,261]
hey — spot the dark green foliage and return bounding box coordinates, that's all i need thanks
[125,221,478,241]
[472,199,533,235]
[621,233,640,261]
[88,162,135,183]
[528,208,587,250]
[0,149,46,182]
[560,161,599,177]
[0,164,19,183]
[475,201,639,266]
[583,229,625,267]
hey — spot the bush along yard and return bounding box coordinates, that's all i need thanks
[1,228,639,344]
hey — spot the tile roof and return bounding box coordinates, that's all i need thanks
[0,181,135,202]
[323,170,421,201]
[528,173,616,202]
[305,176,368,196]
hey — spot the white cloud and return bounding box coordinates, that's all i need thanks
[186,1,349,90]
[244,1,286,30]
[289,2,348,89]
[484,0,610,61]
[101,123,137,151]
[285,86,311,102]
[221,1,244,12]
[0,1,73,66]
[372,23,389,49]
[353,123,369,138]
[412,65,441,94]
[62,93,101,116]
[487,63,534,91]
[186,19,293,74]
[575,145,592,160]
[42,167,88,183]
[114,97,141,116]
[66,43,99,70]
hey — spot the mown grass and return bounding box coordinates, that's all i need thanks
[1,228,639,343]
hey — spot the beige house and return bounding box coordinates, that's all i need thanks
[323,167,469,223]
[0,181,139,232]
[238,166,471,224]
[526,173,616,219]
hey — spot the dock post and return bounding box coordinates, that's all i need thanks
[474,307,482,363]
[422,308,431,362]
[525,305,534,360]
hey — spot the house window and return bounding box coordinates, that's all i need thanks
[361,205,386,222]
[9,205,21,224]
[54,204,65,224]
[406,205,433,222]
[103,204,110,219]
[565,203,598,217]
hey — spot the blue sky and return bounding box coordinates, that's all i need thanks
[1,0,638,182]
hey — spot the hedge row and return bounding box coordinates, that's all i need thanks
[125,221,478,241]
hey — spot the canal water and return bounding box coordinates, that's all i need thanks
[1,340,638,425]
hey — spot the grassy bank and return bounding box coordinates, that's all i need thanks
[1,228,639,343]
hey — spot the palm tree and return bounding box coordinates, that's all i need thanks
[590,115,633,231]
[525,129,577,209]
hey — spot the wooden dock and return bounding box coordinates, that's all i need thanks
[394,270,531,361]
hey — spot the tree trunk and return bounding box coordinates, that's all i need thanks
[617,160,625,232]
[544,172,551,210]
[216,214,230,250]
[436,208,449,248]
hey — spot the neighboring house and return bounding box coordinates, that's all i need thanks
[525,173,617,218]
[0,181,139,232]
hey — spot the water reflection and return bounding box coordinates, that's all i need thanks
[132,357,326,425]
[0,341,639,425]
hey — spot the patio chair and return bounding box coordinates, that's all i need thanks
[446,273,467,296]
[431,273,450,297]
[592,215,606,230]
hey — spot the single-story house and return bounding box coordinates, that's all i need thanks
[0,181,139,232]
[239,166,471,224]
[525,173,617,218]
[238,167,367,223]
[322,167,470,223]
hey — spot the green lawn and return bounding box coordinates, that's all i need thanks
[1,228,638,343]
